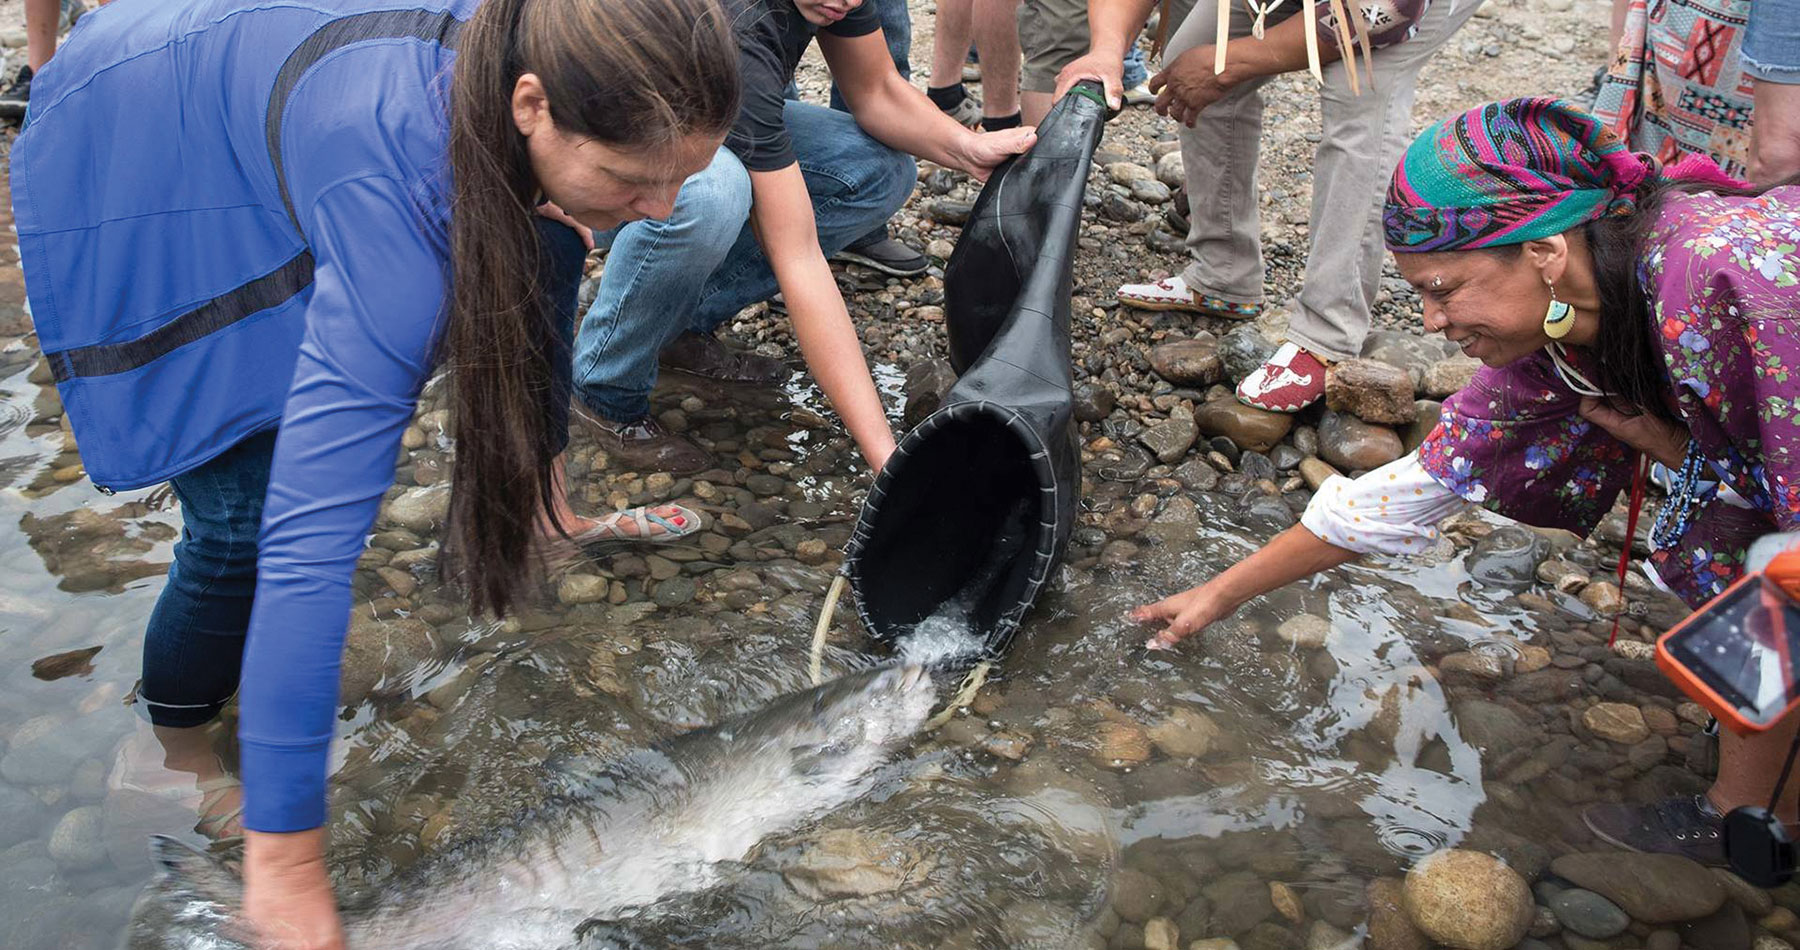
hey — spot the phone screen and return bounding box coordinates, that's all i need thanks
[1664,578,1800,727]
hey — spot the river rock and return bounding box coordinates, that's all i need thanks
[1150,337,1223,387]
[1325,360,1417,425]
[1113,867,1169,922]
[47,805,106,871]
[1148,707,1219,759]
[1275,614,1329,650]
[1074,382,1117,422]
[1402,849,1534,950]
[1583,703,1650,744]
[1093,720,1152,768]
[1144,917,1181,950]
[1132,180,1173,204]
[1452,700,1533,757]
[1219,327,1278,385]
[1550,852,1725,923]
[384,486,450,532]
[903,358,958,428]
[1196,397,1293,454]
[1141,416,1199,464]
[1423,357,1482,398]
[0,784,49,849]
[1156,151,1185,187]
[1298,458,1339,491]
[1,714,106,787]
[781,827,935,899]
[1465,526,1551,592]
[1189,941,1241,950]
[1713,868,1775,916]
[1402,400,1442,453]
[1548,888,1630,939]
[1108,161,1155,185]
[1317,411,1403,472]
[1367,877,1429,950]
[340,616,437,702]
[557,573,609,605]
[1579,581,1625,615]
[1174,458,1220,491]
[1205,871,1276,934]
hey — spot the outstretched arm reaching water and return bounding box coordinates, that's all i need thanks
[1131,526,1360,649]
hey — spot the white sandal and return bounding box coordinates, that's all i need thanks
[571,504,704,546]
[1117,275,1260,319]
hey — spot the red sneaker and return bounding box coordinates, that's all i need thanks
[1236,342,1329,413]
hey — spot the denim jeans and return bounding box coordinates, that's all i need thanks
[137,218,587,727]
[1746,0,1800,83]
[1122,44,1147,89]
[574,102,917,422]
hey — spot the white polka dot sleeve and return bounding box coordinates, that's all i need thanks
[1299,451,1467,556]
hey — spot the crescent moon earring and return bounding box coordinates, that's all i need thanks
[1543,281,1574,340]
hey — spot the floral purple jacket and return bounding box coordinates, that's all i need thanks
[1419,186,1800,608]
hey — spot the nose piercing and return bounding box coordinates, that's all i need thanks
[1431,276,1443,289]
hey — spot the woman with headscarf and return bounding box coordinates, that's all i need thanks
[1131,97,1799,862]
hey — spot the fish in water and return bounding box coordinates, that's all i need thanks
[126,664,936,950]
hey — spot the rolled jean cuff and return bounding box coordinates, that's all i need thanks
[136,689,233,728]
[1744,54,1800,84]
[576,389,651,427]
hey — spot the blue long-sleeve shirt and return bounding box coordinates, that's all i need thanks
[13,0,476,831]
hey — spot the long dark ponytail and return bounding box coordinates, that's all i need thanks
[1584,173,1799,426]
[443,0,738,617]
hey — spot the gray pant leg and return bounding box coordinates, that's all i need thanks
[1285,0,1487,362]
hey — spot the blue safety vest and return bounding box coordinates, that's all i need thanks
[13,0,478,831]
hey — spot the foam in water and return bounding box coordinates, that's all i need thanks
[896,497,1036,666]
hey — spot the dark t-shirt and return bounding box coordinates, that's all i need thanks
[724,0,880,171]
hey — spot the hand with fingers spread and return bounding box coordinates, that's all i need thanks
[1131,584,1232,650]
[1149,46,1236,128]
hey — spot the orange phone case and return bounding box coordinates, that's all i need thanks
[1656,572,1800,734]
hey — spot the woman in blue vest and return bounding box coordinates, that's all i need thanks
[12,0,738,943]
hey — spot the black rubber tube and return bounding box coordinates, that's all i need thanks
[843,81,1108,660]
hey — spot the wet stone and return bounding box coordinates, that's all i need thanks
[1275,614,1328,650]
[1074,382,1118,422]
[1112,867,1168,923]
[1583,702,1650,744]
[1149,337,1223,387]
[1317,411,1403,473]
[1173,458,1219,491]
[1367,878,1428,950]
[1548,888,1630,939]
[0,784,49,849]
[1143,917,1179,950]
[928,198,973,225]
[1092,720,1152,768]
[1195,397,1293,454]
[780,827,935,899]
[1465,526,1550,592]
[1219,327,1278,385]
[1131,180,1173,204]
[1205,870,1275,935]
[1140,417,1199,464]
[1402,849,1534,950]
[1298,458,1338,491]
[47,804,106,871]
[1147,707,1219,759]
[1579,581,1625,615]
[1550,852,1725,923]
[903,358,958,428]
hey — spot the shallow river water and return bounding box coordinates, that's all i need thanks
[0,176,1734,949]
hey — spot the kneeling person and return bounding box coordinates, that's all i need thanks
[574,0,1036,475]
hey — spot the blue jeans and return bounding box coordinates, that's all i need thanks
[574,102,916,422]
[1746,0,1800,83]
[138,219,587,727]
[1123,44,1147,89]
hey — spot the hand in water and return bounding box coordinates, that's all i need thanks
[243,830,345,950]
[1130,584,1229,650]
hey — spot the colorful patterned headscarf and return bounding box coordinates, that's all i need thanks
[1382,98,1658,253]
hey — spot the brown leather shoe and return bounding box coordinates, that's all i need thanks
[659,331,786,384]
[572,406,712,476]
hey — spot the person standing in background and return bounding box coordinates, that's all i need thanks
[0,0,90,122]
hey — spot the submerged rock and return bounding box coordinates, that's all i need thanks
[1549,852,1725,923]
[781,827,936,900]
[1548,888,1630,939]
[1402,849,1534,950]
[1464,526,1550,591]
